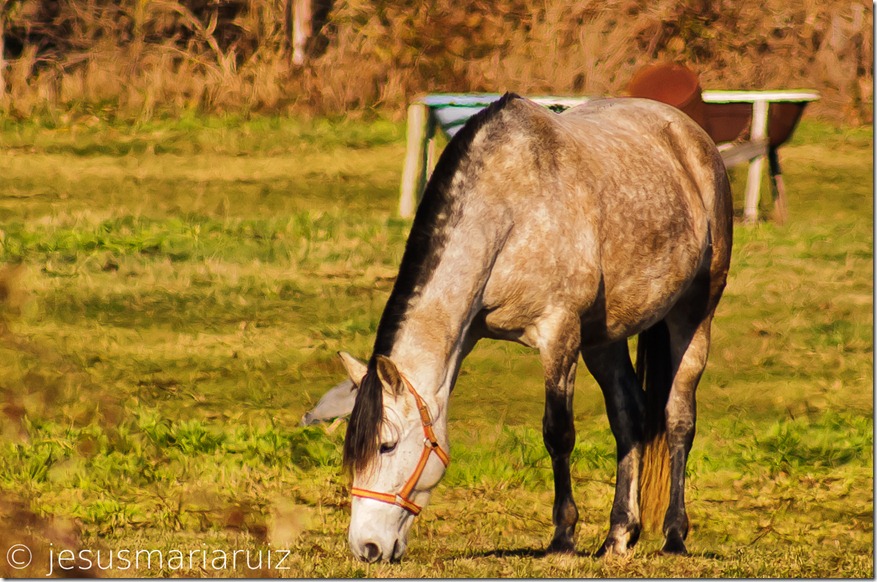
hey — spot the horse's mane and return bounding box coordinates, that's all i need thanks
[343,92,522,475]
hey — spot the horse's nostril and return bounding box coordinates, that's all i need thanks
[362,542,381,563]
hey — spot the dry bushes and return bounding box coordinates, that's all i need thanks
[310,0,872,123]
[2,0,296,116]
[0,0,872,122]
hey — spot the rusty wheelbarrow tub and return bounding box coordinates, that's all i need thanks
[628,63,819,222]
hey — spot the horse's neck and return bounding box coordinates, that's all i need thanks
[389,201,510,413]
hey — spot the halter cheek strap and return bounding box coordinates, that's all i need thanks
[350,375,450,516]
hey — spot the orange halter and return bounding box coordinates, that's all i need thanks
[350,375,450,516]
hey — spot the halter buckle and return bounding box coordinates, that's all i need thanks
[417,403,433,427]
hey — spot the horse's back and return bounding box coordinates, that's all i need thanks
[559,97,730,233]
[491,96,729,245]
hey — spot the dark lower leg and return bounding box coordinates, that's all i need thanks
[583,342,645,556]
[596,446,643,556]
[660,318,709,555]
[661,419,694,554]
[543,358,579,553]
[546,450,578,552]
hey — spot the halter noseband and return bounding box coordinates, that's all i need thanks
[350,374,450,516]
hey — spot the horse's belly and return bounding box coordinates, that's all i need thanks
[580,289,678,346]
[481,250,603,348]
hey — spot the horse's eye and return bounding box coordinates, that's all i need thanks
[379,442,397,454]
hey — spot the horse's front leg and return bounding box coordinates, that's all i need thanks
[539,318,582,554]
[582,340,646,556]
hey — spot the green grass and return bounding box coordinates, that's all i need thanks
[0,114,872,577]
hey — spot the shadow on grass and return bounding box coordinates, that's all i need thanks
[689,550,726,560]
[468,547,598,559]
[468,547,726,560]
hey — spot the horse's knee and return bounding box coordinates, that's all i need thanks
[542,395,576,456]
[542,420,575,457]
[666,411,695,455]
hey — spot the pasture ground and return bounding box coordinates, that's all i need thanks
[0,114,872,577]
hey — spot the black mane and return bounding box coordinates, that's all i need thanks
[343,92,521,474]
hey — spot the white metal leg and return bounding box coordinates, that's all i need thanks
[398,103,433,218]
[743,100,769,223]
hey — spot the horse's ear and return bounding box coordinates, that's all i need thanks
[374,355,404,396]
[337,351,367,388]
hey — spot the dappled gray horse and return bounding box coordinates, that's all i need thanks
[339,94,732,562]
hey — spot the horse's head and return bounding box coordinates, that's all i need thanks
[339,352,449,562]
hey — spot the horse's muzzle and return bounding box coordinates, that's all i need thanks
[351,538,404,563]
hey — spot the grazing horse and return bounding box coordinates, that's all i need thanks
[340,93,732,562]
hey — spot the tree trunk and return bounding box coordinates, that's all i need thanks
[292,0,312,67]
[0,14,5,98]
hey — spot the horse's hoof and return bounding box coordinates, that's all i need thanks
[660,532,688,555]
[546,538,576,554]
[596,537,632,557]
[596,523,640,557]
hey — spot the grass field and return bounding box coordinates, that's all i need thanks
[0,113,872,578]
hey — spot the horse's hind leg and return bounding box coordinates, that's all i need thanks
[539,317,582,553]
[660,312,714,554]
[581,340,646,556]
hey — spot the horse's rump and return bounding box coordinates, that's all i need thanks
[481,97,728,345]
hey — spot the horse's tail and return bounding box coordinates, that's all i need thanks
[637,320,673,533]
